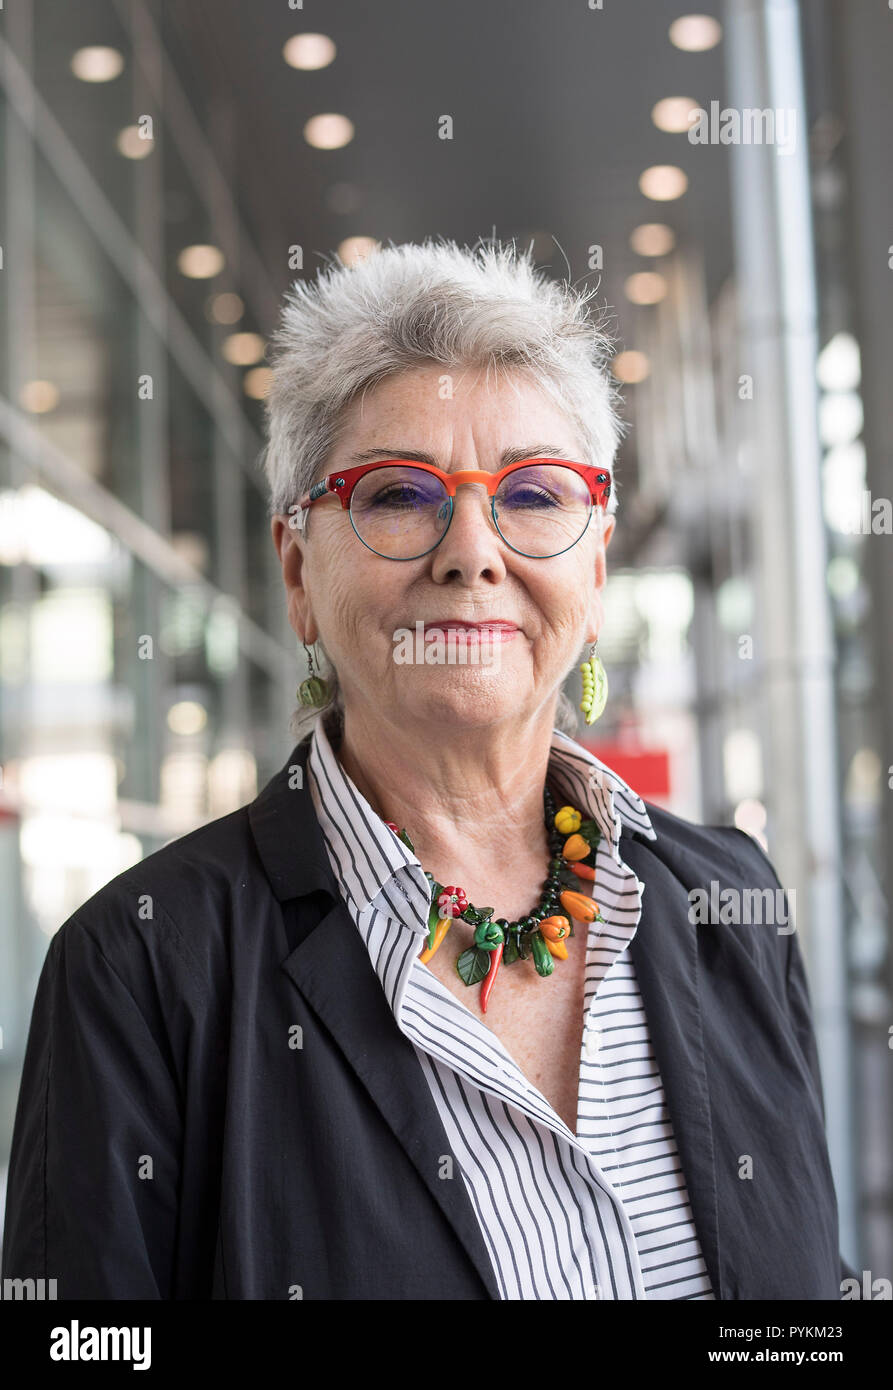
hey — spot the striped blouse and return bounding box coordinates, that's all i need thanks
[307,715,714,1301]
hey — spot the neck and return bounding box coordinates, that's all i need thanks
[332,701,561,880]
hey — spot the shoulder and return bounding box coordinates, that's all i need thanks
[627,800,797,991]
[630,799,784,890]
[51,803,265,1002]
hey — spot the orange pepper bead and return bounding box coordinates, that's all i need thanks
[545,937,569,959]
[539,914,571,941]
[559,889,598,922]
[562,833,591,861]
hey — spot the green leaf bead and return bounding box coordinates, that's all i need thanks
[456,946,492,986]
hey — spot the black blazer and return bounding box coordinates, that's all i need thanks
[2,733,852,1299]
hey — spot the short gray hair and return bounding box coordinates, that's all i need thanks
[261,236,624,740]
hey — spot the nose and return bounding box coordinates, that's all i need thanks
[431,480,507,577]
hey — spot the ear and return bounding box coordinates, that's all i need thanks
[593,512,615,590]
[271,514,316,643]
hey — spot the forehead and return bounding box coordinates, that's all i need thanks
[334,364,584,453]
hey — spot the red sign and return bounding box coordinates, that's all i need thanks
[579,742,671,801]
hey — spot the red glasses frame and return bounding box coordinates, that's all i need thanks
[294,458,612,557]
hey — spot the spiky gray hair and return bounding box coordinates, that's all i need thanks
[261,236,625,740]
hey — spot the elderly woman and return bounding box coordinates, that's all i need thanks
[3,239,850,1301]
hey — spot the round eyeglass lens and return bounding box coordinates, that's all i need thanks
[493,463,593,556]
[349,465,452,558]
[347,462,594,558]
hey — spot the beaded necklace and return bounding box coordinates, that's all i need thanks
[384,784,605,1012]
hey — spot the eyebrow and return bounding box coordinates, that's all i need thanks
[346,444,576,468]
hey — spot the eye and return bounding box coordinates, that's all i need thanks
[370,483,425,509]
[500,481,562,509]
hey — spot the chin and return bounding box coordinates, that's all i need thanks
[398,670,521,726]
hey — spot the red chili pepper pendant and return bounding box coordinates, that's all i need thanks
[480,942,504,1013]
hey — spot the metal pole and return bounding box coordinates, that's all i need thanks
[723,0,855,1256]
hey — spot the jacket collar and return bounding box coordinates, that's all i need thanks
[247,732,340,902]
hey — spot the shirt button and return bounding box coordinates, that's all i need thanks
[585,1283,601,1300]
[583,1031,602,1061]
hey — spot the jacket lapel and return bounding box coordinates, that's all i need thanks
[249,737,501,1299]
[280,899,501,1297]
[621,828,723,1299]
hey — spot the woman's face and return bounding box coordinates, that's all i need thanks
[272,364,615,732]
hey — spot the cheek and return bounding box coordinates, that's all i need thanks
[529,565,594,634]
[312,540,405,648]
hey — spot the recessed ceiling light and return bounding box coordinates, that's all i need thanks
[177,244,225,279]
[624,273,668,306]
[283,34,336,70]
[304,114,354,150]
[639,164,688,200]
[20,380,60,413]
[669,15,722,51]
[207,292,244,325]
[630,223,676,257]
[71,46,125,82]
[167,700,207,736]
[222,333,266,366]
[337,237,380,267]
[243,367,273,400]
[611,351,651,384]
[116,125,154,160]
[651,97,701,133]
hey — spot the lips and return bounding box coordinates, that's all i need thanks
[422,620,520,644]
[423,621,519,631]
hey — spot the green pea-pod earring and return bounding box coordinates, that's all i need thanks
[580,640,608,725]
[298,640,330,707]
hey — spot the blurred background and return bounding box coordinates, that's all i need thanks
[0,0,891,1281]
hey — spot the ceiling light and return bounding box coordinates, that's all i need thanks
[816,331,861,392]
[20,380,60,413]
[651,97,701,133]
[177,244,225,278]
[624,272,668,305]
[222,332,265,366]
[116,125,154,159]
[611,351,651,384]
[243,367,273,400]
[630,223,676,256]
[167,701,207,736]
[207,292,244,325]
[669,15,723,51]
[337,237,380,267]
[304,113,354,150]
[639,165,688,200]
[283,34,336,70]
[71,46,125,82]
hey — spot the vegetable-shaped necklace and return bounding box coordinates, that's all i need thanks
[384,784,604,1012]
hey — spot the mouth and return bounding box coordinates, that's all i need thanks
[423,620,520,642]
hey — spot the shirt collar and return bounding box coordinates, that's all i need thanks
[307,715,656,930]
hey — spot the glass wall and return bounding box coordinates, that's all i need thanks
[0,0,295,1213]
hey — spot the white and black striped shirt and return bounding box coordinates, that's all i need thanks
[307,717,714,1300]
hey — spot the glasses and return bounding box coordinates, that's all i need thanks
[295,458,612,560]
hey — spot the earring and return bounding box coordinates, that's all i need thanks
[298,640,330,707]
[580,640,608,725]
